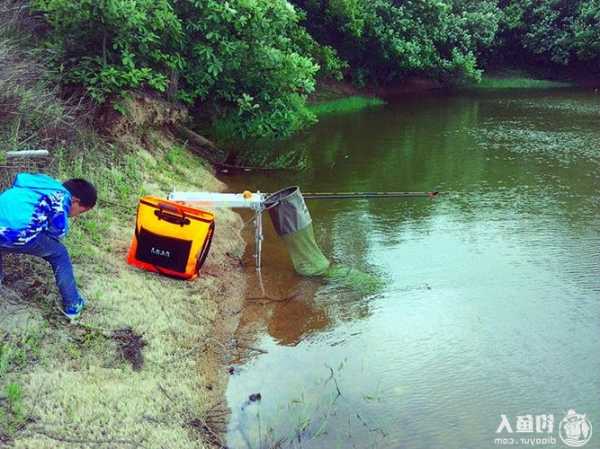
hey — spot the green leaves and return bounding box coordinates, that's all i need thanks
[34,0,323,138]
[570,0,600,62]
[34,0,599,139]
[34,0,184,101]
[291,0,499,83]
[493,0,600,68]
[172,0,321,138]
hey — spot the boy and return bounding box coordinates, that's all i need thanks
[0,173,97,320]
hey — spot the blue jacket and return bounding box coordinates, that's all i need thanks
[0,173,72,247]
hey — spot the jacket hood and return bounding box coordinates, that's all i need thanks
[13,173,70,196]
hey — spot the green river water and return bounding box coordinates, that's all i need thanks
[223,89,600,449]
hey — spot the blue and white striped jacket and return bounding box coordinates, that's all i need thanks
[0,173,72,247]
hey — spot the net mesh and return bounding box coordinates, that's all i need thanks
[280,224,330,276]
[280,224,383,295]
[323,264,384,295]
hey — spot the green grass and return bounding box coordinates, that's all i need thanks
[466,70,574,90]
[0,327,39,439]
[0,325,45,378]
[309,96,385,116]
[0,382,26,437]
[1,6,244,448]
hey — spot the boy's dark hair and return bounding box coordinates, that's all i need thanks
[63,178,97,208]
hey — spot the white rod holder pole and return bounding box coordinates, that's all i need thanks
[6,150,49,159]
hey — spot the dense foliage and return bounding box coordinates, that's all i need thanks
[33,0,600,139]
[290,0,501,84]
[34,0,335,138]
[493,0,600,68]
[292,0,600,82]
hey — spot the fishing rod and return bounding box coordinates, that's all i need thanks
[300,191,443,200]
[165,187,445,274]
[100,190,444,212]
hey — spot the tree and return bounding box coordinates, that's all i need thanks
[493,0,600,69]
[291,0,502,84]
[34,0,334,138]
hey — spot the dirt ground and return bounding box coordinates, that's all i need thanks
[0,102,249,448]
[0,186,247,449]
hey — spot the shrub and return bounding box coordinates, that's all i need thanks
[291,0,501,84]
[33,0,326,138]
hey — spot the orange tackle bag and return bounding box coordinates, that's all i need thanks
[127,196,215,280]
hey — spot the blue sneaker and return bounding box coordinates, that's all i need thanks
[61,297,86,321]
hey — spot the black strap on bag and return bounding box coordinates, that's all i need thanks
[195,221,215,274]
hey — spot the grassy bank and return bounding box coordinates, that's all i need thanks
[1,117,247,449]
[308,96,385,117]
[466,70,574,90]
[2,144,246,449]
[1,6,246,448]
[306,80,386,117]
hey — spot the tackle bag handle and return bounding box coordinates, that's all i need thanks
[155,202,190,226]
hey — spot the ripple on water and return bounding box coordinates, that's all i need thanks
[224,90,600,449]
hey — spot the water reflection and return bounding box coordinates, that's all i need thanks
[223,89,600,449]
[238,276,330,349]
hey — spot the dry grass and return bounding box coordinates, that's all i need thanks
[2,132,247,449]
[0,2,247,447]
[0,0,82,164]
[1,133,248,448]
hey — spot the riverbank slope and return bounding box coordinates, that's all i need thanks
[0,42,246,447]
